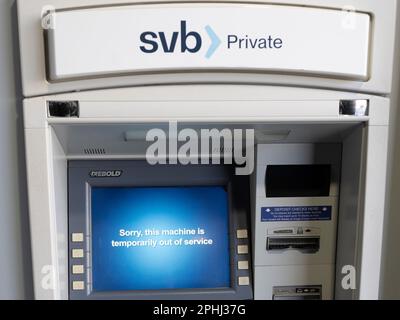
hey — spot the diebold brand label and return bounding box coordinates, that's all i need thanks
[90,170,123,178]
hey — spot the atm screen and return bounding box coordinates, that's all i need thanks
[90,186,231,292]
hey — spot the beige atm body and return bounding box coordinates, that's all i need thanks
[17,0,397,300]
[253,144,341,299]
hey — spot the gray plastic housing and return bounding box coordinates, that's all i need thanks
[68,160,253,300]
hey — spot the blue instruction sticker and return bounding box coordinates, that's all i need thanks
[261,206,332,222]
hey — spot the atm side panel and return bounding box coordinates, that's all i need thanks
[252,144,341,300]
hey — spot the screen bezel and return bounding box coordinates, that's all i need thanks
[68,161,252,300]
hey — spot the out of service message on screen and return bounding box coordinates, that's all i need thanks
[91,186,231,291]
[112,228,214,248]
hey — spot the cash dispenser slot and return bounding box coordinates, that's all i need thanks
[272,285,322,300]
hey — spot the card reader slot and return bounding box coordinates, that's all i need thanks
[267,236,320,253]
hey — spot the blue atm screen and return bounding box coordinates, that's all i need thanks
[91,186,231,292]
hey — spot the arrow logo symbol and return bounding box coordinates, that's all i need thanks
[205,25,221,59]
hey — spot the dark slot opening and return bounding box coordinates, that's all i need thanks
[265,164,331,198]
[48,101,79,118]
[267,237,320,252]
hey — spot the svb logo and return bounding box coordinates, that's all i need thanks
[140,20,221,59]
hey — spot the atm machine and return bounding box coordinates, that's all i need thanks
[17,0,397,300]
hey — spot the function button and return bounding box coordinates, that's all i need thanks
[237,245,249,255]
[72,233,84,243]
[238,277,250,286]
[72,249,84,259]
[72,265,85,275]
[238,261,249,270]
[72,281,85,291]
[236,229,248,239]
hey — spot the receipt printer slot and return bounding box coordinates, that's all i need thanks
[266,227,321,253]
[267,236,320,253]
